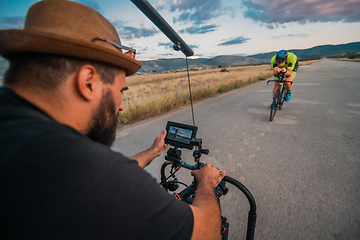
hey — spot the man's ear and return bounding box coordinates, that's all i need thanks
[76,65,102,101]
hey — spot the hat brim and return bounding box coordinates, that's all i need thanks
[0,30,142,76]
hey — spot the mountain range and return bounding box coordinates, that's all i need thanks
[138,41,360,73]
[1,41,359,77]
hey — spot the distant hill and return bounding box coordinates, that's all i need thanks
[138,55,266,73]
[248,41,360,61]
[139,41,360,73]
[1,41,359,77]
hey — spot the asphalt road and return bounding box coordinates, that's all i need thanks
[112,59,360,240]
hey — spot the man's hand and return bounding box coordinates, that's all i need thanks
[150,129,168,158]
[130,129,168,168]
[191,164,226,188]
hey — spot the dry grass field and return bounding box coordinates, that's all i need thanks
[119,60,317,125]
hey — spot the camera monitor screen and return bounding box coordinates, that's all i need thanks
[165,121,197,150]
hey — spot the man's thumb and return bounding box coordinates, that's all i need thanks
[161,129,167,136]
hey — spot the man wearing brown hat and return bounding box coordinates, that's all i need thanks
[0,1,225,240]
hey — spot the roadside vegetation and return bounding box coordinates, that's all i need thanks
[328,52,360,62]
[118,60,317,126]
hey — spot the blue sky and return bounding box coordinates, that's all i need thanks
[1,0,360,60]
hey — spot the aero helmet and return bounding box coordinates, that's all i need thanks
[276,50,288,64]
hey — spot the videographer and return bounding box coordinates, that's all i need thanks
[0,1,225,240]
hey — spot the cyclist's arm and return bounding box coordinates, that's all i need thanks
[274,67,292,77]
[284,68,293,77]
[189,164,226,240]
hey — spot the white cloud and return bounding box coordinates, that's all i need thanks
[156,0,166,10]
[241,0,360,24]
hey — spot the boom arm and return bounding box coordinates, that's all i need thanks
[130,0,194,57]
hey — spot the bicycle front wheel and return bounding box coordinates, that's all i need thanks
[270,93,278,121]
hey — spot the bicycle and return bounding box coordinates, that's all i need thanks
[160,121,257,240]
[267,72,293,121]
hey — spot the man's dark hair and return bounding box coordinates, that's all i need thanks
[3,52,122,90]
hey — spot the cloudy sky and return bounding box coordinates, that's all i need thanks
[1,0,360,60]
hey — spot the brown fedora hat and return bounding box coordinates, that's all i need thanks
[0,0,142,76]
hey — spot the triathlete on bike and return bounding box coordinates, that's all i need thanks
[269,50,298,108]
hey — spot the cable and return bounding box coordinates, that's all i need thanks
[158,163,185,185]
[185,56,195,126]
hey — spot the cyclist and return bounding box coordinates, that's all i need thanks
[269,50,298,108]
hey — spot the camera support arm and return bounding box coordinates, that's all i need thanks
[190,138,209,169]
[131,0,194,57]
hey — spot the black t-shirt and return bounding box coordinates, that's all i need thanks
[0,87,193,239]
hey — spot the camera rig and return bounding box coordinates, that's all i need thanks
[160,121,257,240]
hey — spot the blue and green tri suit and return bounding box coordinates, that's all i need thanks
[271,52,298,79]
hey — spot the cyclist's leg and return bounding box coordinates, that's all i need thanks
[284,73,296,102]
[285,61,298,91]
[285,74,295,90]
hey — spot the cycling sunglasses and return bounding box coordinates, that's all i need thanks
[91,37,136,59]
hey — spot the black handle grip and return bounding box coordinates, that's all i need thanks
[246,211,257,240]
[223,176,257,240]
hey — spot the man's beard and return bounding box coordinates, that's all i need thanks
[86,89,119,147]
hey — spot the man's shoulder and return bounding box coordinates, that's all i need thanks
[10,119,124,161]
[0,102,122,166]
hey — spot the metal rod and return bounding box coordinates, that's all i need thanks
[130,0,194,57]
